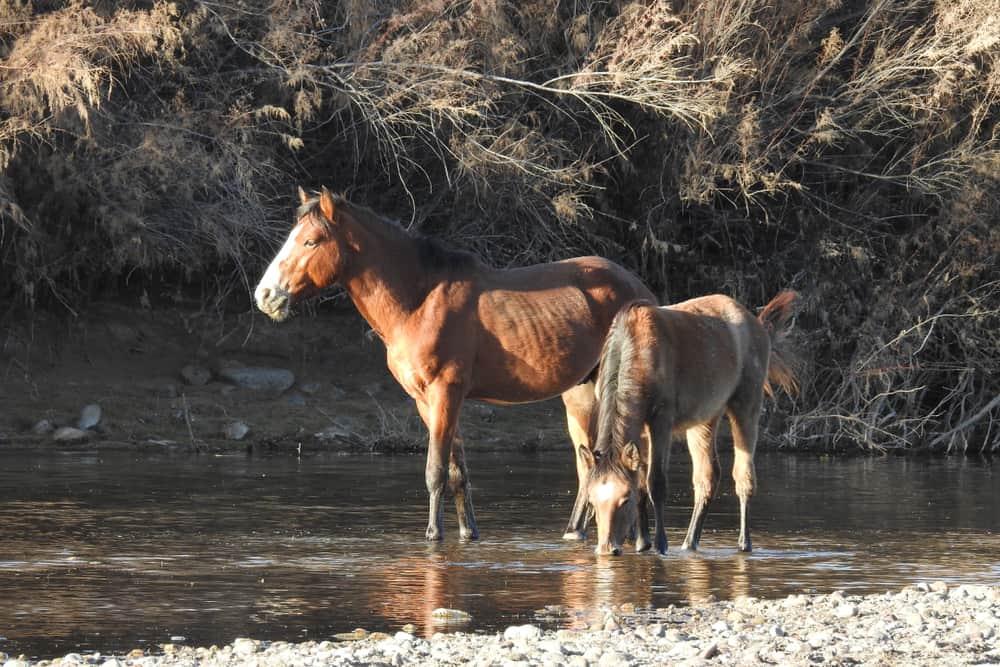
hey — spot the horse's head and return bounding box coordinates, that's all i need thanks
[579,441,643,556]
[255,186,349,321]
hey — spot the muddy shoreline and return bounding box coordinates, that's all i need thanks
[0,303,945,457]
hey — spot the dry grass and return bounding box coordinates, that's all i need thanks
[1,0,998,451]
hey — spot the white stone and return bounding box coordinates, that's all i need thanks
[503,624,542,641]
[53,426,89,441]
[835,603,859,618]
[223,421,250,440]
[233,638,259,655]
[78,404,102,429]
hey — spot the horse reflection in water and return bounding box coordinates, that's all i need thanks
[556,551,752,629]
[254,188,654,542]
[579,292,799,556]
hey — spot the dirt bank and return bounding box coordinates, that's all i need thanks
[0,303,574,456]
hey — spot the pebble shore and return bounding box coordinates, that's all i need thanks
[4,582,998,666]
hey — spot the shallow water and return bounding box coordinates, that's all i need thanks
[0,447,996,658]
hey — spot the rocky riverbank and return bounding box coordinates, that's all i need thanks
[4,583,997,667]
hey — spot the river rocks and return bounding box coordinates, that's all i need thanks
[232,638,259,655]
[77,404,102,430]
[31,419,54,435]
[7,583,1000,667]
[52,426,89,442]
[222,421,249,440]
[834,602,858,618]
[217,366,295,393]
[503,624,541,641]
[180,364,212,386]
[431,608,472,625]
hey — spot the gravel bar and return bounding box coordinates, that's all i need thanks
[3,583,998,666]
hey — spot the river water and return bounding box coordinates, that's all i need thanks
[0,448,996,658]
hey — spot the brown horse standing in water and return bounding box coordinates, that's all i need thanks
[254,187,654,541]
[578,292,798,556]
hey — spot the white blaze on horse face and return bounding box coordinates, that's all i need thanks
[255,225,303,318]
[595,481,617,504]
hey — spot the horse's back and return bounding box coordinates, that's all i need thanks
[486,256,651,299]
[650,295,770,425]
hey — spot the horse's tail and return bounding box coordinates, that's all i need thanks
[758,290,800,398]
[594,301,656,454]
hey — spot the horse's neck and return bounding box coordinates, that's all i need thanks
[341,221,431,341]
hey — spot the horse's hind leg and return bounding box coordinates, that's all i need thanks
[449,430,479,541]
[561,382,596,540]
[728,396,762,553]
[680,417,721,551]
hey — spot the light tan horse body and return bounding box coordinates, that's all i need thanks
[254,188,654,541]
[579,292,798,556]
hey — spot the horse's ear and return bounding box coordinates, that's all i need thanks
[319,186,336,221]
[577,443,596,471]
[621,442,641,472]
[298,186,310,206]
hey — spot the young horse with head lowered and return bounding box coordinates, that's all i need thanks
[579,292,798,556]
[254,187,655,541]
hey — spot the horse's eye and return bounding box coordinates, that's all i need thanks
[303,239,318,248]
[617,496,630,508]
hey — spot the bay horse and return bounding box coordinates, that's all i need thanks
[254,187,654,541]
[578,292,798,556]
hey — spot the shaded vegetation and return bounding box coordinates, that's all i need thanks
[1,0,998,452]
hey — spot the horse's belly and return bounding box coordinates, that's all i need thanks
[466,349,598,403]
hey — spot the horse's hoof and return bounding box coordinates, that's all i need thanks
[562,530,586,541]
[635,539,652,553]
[679,541,697,552]
[425,527,443,541]
[459,528,480,542]
[738,542,752,553]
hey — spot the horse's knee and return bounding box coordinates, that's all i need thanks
[733,465,755,499]
[448,461,467,493]
[426,463,448,494]
[692,468,717,502]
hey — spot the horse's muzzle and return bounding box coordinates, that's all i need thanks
[255,285,292,322]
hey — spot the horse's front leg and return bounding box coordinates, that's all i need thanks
[417,382,465,541]
[561,383,596,540]
[634,495,652,553]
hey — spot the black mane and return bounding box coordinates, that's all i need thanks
[298,195,482,273]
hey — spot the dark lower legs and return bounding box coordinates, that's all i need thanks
[647,415,673,555]
[449,436,478,541]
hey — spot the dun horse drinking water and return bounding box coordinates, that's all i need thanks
[578,292,798,556]
[254,187,655,541]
